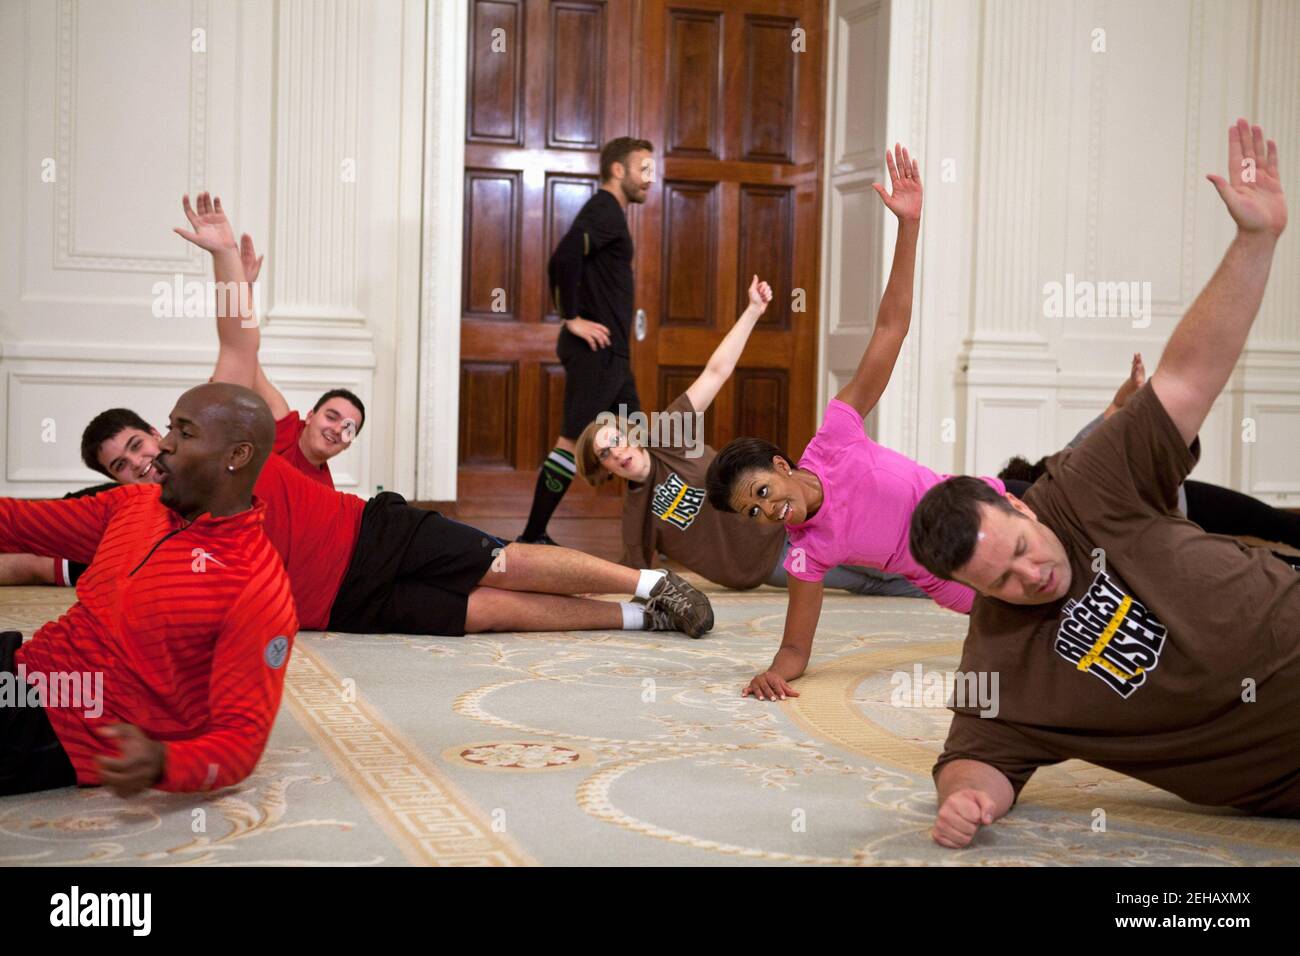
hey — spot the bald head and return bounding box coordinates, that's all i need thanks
[182,382,276,473]
[155,382,278,520]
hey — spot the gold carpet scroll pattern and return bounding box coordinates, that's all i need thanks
[576,752,872,865]
[439,609,1299,864]
[283,641,535,866]
[0,748,376,867]
[448,742,595,771]
[787,646,1300,852]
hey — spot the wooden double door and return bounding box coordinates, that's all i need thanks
[458,0,825,517]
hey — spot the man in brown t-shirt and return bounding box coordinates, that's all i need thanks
[908,119,1293,846]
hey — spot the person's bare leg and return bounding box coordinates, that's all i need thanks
[481,542,641,595]
[0,554,57,586]
[465,585,626,632]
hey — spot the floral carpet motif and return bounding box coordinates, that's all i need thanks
[2,581,1297,866]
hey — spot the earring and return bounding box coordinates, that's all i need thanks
[227,465,234,472]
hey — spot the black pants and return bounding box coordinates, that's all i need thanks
[557,330,641,439]
[1184,479,1300,550]
[0,632,77,796]
[328,494,504,637]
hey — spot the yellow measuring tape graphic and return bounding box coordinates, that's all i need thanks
[1077,594,1144,680]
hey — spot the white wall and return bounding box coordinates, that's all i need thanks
[821,0,1300,505]
[0,0,425,498]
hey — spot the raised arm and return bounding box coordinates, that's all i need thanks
[835,143,922,418]
[1151,119,1287,446]
[175,196,292,419]
[684,275,773,413]
[174,194,260,389]
[1068,353,1146,448]
[238,233,292,420]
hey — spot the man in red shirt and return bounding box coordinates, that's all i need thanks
[0,394,357,588]
[0,382,298,797]
[0,228,355,588]
[5,193,713,636]
[206,227,363,491]
[269,386,364,490]
[63,408,709,638]
[24,193,713,639]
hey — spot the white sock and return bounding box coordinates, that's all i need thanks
[635,569,666,600]
[621,601,647,629]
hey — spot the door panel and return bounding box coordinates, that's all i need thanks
[456,0,824,516]
[636,0,824,458]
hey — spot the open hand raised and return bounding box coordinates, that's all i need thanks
[1207,119,1286,238]
[174,191,239,255]
[239,233,264,283]
[872,142,922,222]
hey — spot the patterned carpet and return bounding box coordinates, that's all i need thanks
[3,580,1299,866]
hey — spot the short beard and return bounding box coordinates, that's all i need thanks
[621,180,645,205]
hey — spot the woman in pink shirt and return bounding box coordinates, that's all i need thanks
[706,143,1006,702]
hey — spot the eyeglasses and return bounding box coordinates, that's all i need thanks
[595,433,628,462]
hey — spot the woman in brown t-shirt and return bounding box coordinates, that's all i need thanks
[569,276,924,597]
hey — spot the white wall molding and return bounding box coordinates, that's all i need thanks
[1252,0,1300,348]
[416,0,469,501]
[53,0,209,274]
[818,0,890,445]
[842,0,1300,500]
[873,0,929,458]
[2,340,376,369]
[270,0,364,328]
[1,0,415,499]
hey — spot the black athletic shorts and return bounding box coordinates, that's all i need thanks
[0,632,77,796]
[327,493,505,637]
[557,329,641,440]
[64,561,89,587]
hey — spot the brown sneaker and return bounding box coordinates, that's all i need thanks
[643,570,713,638]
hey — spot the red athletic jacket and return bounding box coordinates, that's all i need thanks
[0,483,298,791]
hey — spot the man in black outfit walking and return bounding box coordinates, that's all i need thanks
[519,137,654,545]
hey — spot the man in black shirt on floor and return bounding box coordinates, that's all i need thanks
[518,137,655,545]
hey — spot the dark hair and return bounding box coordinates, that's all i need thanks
[600,137,654,182]
[909,476,1020,580]
[706,437,795,514]
[998,455,1048,484]
[312,388,366,434]
[81,408,155,478]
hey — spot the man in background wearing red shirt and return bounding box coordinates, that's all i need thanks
[206,225,364,491]
[0,383,298,797]
[173,192,712,638]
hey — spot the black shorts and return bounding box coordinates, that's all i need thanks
[557,330,641,439]
[327,493,505,637]
[65,560,89,587]
[0,632,77,796]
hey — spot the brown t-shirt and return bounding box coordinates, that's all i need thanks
[621,393,785,589]
[936,383,1300,814]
